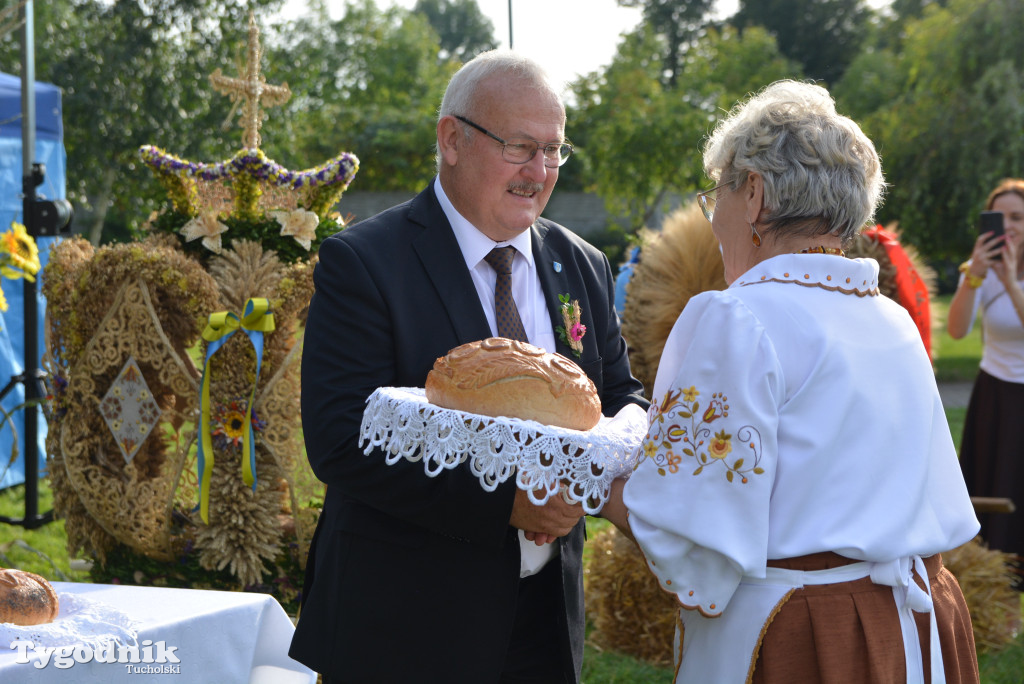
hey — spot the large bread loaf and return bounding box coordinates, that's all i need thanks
[0,567,59,626]
[425,337,601,431]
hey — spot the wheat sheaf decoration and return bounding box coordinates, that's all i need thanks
[44,11,353,593]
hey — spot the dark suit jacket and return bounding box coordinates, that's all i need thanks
[289,181,648,683]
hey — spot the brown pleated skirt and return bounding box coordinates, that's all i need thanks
[750,552,979,684]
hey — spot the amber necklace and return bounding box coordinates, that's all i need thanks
[797,246,846,257]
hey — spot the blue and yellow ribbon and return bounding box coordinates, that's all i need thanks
[196,298,275,524]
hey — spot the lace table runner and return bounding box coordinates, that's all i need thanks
[359,387,647,513]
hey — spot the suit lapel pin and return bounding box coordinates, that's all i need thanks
[553,261,562,273]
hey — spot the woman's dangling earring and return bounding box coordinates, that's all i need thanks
[750,222,762,248]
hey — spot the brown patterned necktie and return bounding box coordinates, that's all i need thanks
[483,246,529,342]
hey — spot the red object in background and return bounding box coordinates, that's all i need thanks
[863,225,932,360]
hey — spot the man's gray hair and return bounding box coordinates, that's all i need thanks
[702,80,885,242]
[435,50,564,170]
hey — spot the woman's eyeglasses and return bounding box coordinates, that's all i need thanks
[697,183,729,222]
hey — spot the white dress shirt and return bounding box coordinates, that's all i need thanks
[434,177,558,576]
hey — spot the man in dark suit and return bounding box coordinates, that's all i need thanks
[289,49,648,684]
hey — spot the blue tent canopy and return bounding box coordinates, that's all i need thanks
[0,72,66,489]
[0,72,63,142]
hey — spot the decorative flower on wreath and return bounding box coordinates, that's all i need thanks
[180,210,230,253]
[211,399,266,452]
[555,293,586,358]
[0,221,41,313]
[270,209,319,251]
[49,374,68,418]
[1,221,40,279]
[639,385,764,483]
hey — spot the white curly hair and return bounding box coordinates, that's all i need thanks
[703,79,885,243]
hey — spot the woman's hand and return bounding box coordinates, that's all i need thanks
[969,230,1005,280]
[991,234,1019,288]
[949,230,1010,339]
[992,236,1024,328]
[597,477,635,543]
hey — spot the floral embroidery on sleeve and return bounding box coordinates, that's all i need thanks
[637,386,764,483]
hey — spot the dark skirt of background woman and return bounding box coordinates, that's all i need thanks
[958,368,1024,586]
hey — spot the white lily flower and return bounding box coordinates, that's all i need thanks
[271,209,319,250]
[180,211,229,253]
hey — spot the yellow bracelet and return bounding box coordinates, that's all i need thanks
[959,261,984,289]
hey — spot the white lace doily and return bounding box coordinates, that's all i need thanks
[359,386,647,513]
[1,591,139,649]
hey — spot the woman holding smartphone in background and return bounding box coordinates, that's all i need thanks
[948,177,1024,582]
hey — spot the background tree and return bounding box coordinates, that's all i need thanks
[569,23,801,234]
[0,0,461,242]
[0,0,283,244]
[266,0,461,195]
[733,0,870,85]
[890,0,948,20]
[5,0,1021,273]
[412,0,497,62]
[836,0,1024,270]
[617,0,715,87]
[568,26,683,231]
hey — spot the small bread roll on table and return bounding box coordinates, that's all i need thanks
[0,567,59,626]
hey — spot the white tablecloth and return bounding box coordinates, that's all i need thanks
[0,582,316,683]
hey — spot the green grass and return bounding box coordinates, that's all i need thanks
[582,643,673,683]
[947,406,967,456]
[1,293,1018,682]
[0,482,90,583]
[979,629,1024,684]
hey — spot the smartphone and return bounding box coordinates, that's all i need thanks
[980,211,1005,260]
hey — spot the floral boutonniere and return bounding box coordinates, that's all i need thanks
[555,293,586,358]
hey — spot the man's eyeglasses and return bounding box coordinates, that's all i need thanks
[454,115,573,168]
[697,182,729,222]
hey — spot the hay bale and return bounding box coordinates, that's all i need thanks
[943,537,1023,653]
[585,527,677,666]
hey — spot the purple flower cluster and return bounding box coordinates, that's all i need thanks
[139,145,359,191]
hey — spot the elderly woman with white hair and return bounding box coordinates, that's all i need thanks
[601,80,981,683]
